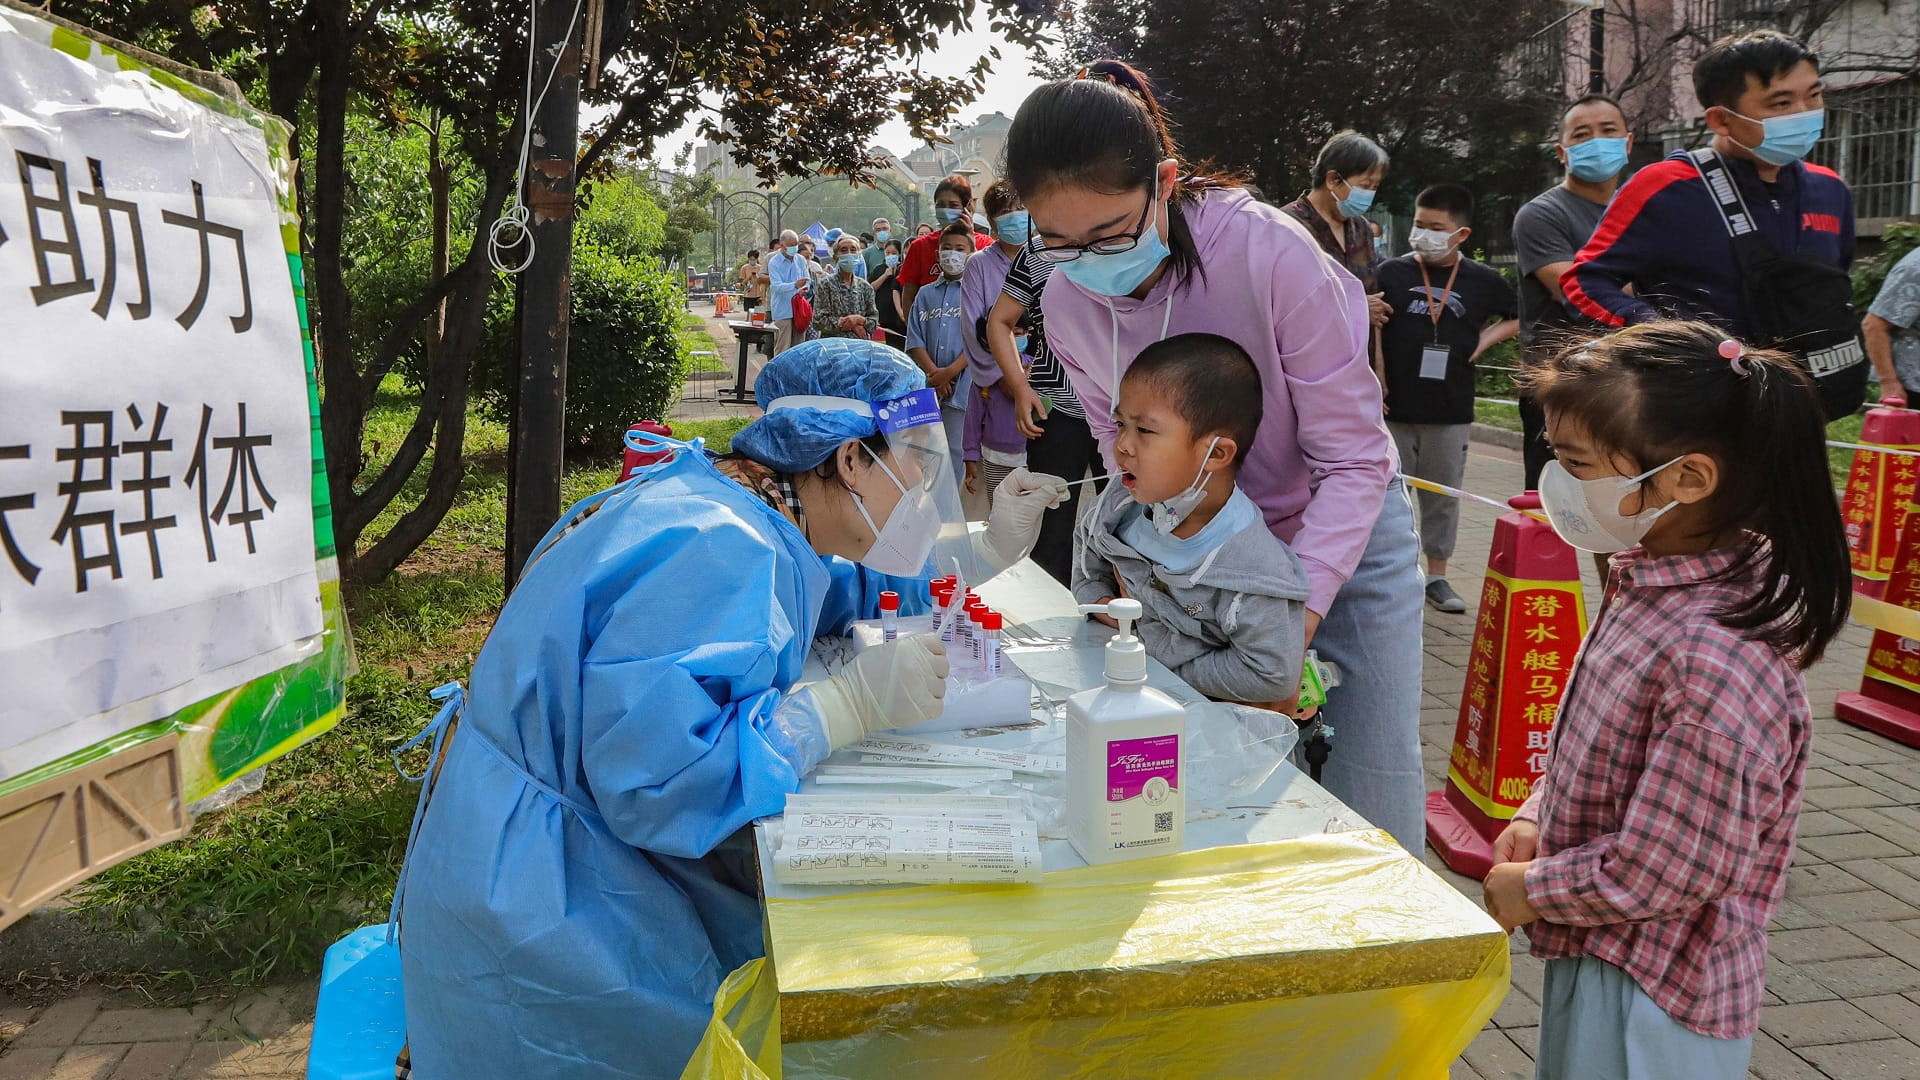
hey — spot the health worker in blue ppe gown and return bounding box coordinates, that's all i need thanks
[391,338,1070,1080]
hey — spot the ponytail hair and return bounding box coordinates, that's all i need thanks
[1004,59,1245,291]
[1522,321,1850,666]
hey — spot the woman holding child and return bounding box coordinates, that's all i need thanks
[1003,62,1426,853]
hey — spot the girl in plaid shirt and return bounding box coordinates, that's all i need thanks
[1486,321,1851,1079]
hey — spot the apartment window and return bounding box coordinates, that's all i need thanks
[1812,77,1920,224]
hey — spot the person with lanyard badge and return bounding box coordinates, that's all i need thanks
[1513,94,1635,490]
[1004,60,1430,855]
[1375,184,1519,614]
[907,223,978,490]
[388,338,1069,1080]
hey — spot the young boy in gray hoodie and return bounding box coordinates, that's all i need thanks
[1074,333,1312,706]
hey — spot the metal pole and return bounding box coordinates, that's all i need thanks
[505,0,584,588]
[1587,7,1604,94]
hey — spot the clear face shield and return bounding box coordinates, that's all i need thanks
[766,389,981,582]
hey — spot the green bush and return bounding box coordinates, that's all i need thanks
[1855,219,1920,310]
[473,240,691,457]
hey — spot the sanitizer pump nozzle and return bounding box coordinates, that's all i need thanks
[1077,598,1148,685]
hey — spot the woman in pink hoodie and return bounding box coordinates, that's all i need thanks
[1004,62,1425,852]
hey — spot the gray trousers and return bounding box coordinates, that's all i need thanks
[1536,957,1753,1080]
[1305,477,1427,853]
[1388,421,1471,562]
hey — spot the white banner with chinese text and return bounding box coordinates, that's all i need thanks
[0,13,323,776]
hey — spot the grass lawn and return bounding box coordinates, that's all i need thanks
[683,311,726,372]
[59,376,641,991]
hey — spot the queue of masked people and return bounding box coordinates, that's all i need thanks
[390,31,1880,1080]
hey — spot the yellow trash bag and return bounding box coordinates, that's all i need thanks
[681,957,782,1080]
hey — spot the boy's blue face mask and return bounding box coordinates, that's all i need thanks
[1563,136,1629,182]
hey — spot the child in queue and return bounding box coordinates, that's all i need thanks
[1073,333,1311,706]
[1485,321,1851,1079]
[962,315,1034,505]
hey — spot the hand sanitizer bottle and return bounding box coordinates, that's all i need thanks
[1066,599,1186,864]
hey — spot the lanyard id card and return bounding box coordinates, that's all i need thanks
[1419,344,1451,381]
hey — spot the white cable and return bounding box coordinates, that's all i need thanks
[489,0,588,274]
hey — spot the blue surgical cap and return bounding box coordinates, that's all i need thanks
[732,339,928,473]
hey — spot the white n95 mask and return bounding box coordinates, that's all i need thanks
[849,446,942,575]
[1537,457,1684,553]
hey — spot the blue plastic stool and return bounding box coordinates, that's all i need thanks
[306,925,406,1080]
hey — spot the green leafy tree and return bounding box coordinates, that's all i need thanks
[647,156,721,271]
[1038,0,1568,228]
[62,0,1052,584]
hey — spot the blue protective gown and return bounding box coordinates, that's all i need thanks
[394,447,924,1079]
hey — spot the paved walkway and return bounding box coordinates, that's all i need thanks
[4,439,1920,1079]
[672,303,766,424]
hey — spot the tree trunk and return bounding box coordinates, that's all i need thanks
[310,1,365,576]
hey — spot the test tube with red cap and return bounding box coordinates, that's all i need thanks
[981,612,1003,677]
[964,599,989,675]
[933,583,957,645]
[879,590,900,642]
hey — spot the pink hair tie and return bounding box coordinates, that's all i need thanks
[1719,338,1749,375]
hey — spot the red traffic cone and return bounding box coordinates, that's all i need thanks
[1842,398,1920,599]
[1427,492,1589,879]
[1838,490,1920,748]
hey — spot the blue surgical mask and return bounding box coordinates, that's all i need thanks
[1564,136,1629,182]
[875,229,890,243]
[837,254,862,274]
[1055,188,1171,298]
[885,253,901,268]
[1334,177,1375,218]
[935,207,964,226]
[993,210,1032,247]
[1728,107,1825,166]
[1014,335,1029,355]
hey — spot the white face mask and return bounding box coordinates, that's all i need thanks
[1408,226,1461,262]
[937,249,969,277]
[1150,437,1222,534]
[1537,457,1684,553]
[848,445,941,575]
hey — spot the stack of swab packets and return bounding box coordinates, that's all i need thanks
[771,793,1043,886]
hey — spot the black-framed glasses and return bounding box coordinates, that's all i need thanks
[1033,177,1160,263]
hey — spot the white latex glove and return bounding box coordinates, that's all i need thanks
[979,468,1071,572]
[807,634,949,749]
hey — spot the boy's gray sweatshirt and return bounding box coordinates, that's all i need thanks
[1071,483,1310,703]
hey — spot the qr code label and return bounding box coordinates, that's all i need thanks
[1155,812,1173,833]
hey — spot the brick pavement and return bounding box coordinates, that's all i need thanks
[4,436,1919,1079]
